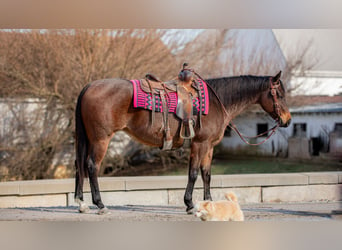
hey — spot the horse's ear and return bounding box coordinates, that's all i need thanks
[272,71,282,83]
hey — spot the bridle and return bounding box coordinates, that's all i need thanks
[270,77,282,122]
[228,77,283,146]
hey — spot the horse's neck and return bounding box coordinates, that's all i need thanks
[208,76,266,122]
[224,99,257,121]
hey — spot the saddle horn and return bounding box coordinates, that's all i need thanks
[182,62,189,69]
[178,62,193,82]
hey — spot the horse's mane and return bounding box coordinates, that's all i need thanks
[205,75,279,107]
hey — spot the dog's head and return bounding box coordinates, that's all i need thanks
[194,201,213,221]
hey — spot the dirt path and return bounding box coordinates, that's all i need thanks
[1,201,341,221]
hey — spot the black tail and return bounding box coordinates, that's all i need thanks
[75,84,91,179]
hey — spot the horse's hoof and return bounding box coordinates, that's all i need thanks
[98,207,110,215]
[186,207,195,214]
[78,203,90,213]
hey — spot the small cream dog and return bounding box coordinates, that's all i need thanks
[194,192,244,221]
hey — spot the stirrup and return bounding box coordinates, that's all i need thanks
[180,119,195,140]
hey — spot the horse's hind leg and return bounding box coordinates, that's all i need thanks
[87,138,111,215]
[74,161,90,213]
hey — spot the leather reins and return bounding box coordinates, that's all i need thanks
[228,77,282,145]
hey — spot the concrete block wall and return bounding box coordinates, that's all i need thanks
[0,172,341,208]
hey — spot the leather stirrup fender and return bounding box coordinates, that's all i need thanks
[160,91,173,150]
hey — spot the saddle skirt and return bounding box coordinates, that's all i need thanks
[130,79,209,115]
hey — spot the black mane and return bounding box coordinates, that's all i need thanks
[205,75,273,107]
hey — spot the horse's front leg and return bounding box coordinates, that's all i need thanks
[184,143,201,214]
[200,147,213,201]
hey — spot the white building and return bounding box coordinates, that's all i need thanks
[273,29,342,96]
[186,29,287,77]
[185,29,342,96]
[220,102,342,159]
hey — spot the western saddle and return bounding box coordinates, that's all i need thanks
[141,63,202,150]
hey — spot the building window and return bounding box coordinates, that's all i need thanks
[257,123,268,137]
[293,123,307,137]
[334,123,342,136]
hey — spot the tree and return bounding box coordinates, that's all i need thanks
[0,29,181,180]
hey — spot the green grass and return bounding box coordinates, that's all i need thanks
[163,158,342,176]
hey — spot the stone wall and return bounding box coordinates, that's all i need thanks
[0,172,341,208]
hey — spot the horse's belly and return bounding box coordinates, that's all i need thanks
[124,110,184,148]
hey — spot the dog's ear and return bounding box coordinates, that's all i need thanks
[203,201,213,211]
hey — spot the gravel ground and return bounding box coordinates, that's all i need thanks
[1,201,342,221]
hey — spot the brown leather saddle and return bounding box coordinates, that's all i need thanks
[141,72,201,150]
[141,74,177,93]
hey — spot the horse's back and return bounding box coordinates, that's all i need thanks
[84,78,132,99]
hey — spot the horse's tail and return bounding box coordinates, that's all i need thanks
[75,84,91,179]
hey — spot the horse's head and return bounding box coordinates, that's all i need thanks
[259,71,291,127]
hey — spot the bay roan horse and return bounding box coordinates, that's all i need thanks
[74,71,291,214]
